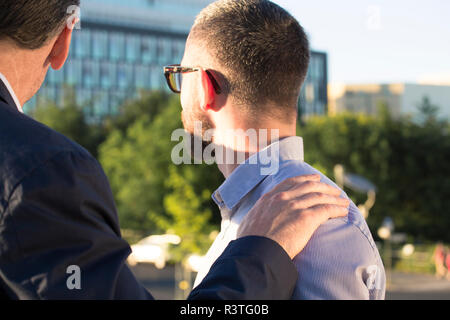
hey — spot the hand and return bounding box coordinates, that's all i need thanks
[237,174,350,259]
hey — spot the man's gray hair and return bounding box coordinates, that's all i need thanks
[0,0,80,49]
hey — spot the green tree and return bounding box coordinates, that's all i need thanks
[417,96,440,124]
[298,111,450,242]
[99,93,223,259]
[103,91,171,135]
[158,166,215,262]
[32,89,107,158]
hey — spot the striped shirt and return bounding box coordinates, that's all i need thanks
[194,136,386,299]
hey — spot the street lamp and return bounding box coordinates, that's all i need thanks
[334,164,377,219]
[176,231,218,300]
[377,217,394,240]
[378,217,395,286]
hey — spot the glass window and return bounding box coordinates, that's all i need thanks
[43,86,57,104]
[141,36,156,64]
[110,32,125,62]
[67,37,75,60]
[100,62,116,89]
[150,65,164,90]
[311,55,324,82]
[178,40,186,61]
[92,31,109,60]
[171,42,178,62]
[305,83,315,103]
[92,90,109,117]
[135,65,150,89]
[156,38,162,64]
[73,30,81,57]
[76,89,92,111]
[92,61,100,88]
[126,35,140,63]
[46,68,64,86]
[314,58,322,80]
[74,29,91,58]
[117,63,134,89]
[157,38,171,65]
[109,94,119,115]
[171,40,185,63]
[110,91,126,114]
[304,66,311,83]
[82,61,99,88]
[66,59,82,86]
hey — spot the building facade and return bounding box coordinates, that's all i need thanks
[299,51,328,118]
[24,0,328,119]
[329,83,450,121]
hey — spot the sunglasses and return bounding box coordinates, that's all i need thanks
[163,64,221,94]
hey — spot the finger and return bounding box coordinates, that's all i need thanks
[303,204,349,221]
[290,193,350,210]
[282,181,342,200]
[266,174,321,195]
[283,174,322,187]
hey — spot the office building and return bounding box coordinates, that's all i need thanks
[24,0,328,119]
[299,51,328,118]
[329,83,450,120]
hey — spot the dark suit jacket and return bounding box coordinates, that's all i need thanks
[0,79,297,300]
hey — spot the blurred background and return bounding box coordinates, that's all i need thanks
[22,0,450,300]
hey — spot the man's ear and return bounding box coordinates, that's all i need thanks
[198,69,219,112]
[49,26,74,71]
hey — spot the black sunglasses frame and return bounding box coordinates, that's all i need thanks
[163,64,222,94]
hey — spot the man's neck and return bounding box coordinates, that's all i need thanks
[0,39,47,108]
[0,42,24,106]
[213,121,296,178]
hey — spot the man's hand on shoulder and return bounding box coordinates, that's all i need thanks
[238,174,349,259]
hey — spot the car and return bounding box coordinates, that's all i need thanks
[127,234,181,269]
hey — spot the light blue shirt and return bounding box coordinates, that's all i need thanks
[193,136,386,300]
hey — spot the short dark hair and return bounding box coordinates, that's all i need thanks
[191,0,310,112]
[0,0,80,50]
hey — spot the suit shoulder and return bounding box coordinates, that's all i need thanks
[1,106,93,160]
[0,109,97,202]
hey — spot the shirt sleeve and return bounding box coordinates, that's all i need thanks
[292,217,386,300]
[188,236,298,300]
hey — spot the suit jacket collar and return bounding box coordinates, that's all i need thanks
[0,78,20,113]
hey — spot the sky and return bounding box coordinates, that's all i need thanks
[272,0,450,85]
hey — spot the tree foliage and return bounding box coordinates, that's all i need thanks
[98,93,223,260]
[32,90,107,157]
[32,90,450,256]
[298,105,450,242]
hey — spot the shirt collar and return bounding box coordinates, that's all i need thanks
[0,72,23,113]
[212,136,304,211]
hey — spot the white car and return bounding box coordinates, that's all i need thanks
[127,234,181,269]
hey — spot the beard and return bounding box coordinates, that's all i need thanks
[181,108,216,160]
